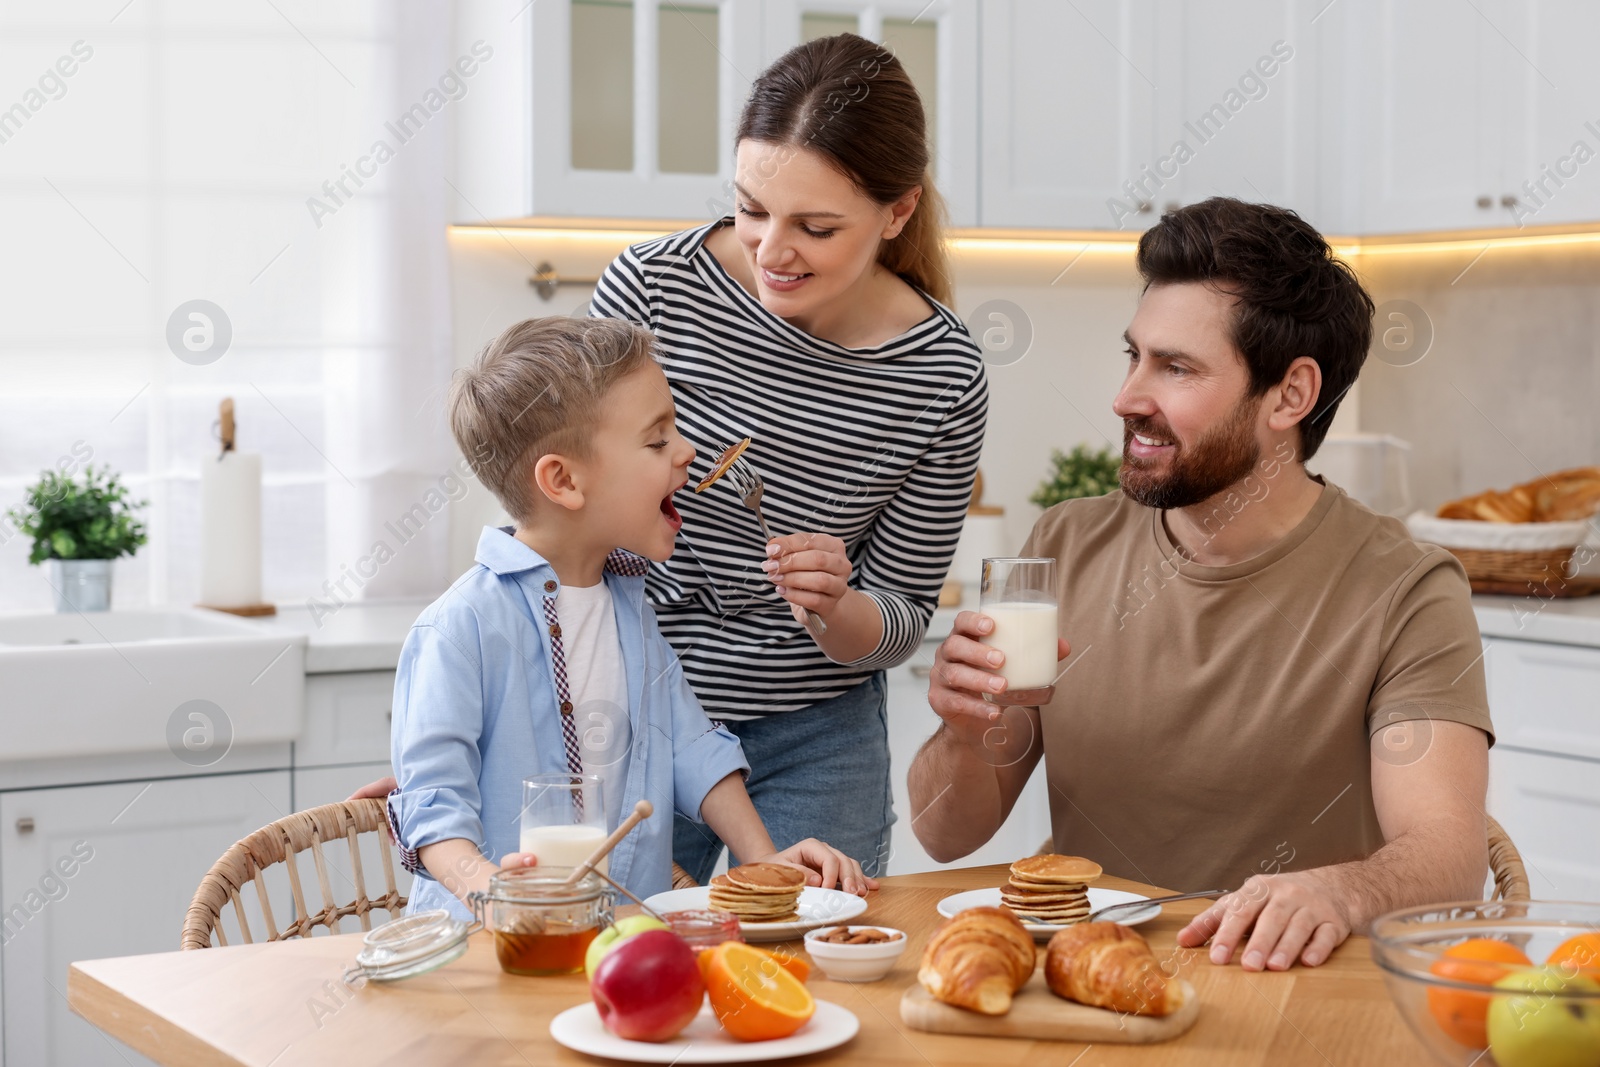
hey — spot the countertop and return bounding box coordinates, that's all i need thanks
[1471,592,1600,648]
[246,593,1600,677]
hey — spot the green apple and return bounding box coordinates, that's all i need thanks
[1485,966,1600,1067]
[584,914,670,980]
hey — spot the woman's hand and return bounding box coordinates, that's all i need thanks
[758,838,879,896]
[763,533,852,624]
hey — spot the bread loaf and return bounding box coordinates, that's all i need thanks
[1437,466,1600,523]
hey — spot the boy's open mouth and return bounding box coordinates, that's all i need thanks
[661,492,683,532]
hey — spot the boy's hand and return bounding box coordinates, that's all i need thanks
[497,852,537,869]
[758,839,878,897]
[347,776,398,801]
[763,533,851,623]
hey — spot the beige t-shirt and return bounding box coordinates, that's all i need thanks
[1018,479,1493,892]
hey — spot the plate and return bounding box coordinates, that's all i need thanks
[550,1000,859,1063]
[641,886,868,943]
[936,887,1159,938]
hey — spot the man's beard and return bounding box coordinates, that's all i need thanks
[1118,395,1261,511]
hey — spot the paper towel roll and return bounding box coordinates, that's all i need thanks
[201,451,263,607]
[950,514,1008,587]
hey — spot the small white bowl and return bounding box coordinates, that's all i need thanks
[803,925,909,982]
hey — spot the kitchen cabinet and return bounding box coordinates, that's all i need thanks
[884,649,1052,876]
[296,671,395,769]
[980,0,1160,230]
[1483,635,1600,902]
[1148,0,1328,230]
[453,0,978,225]
[764,0,979,226]
[1339,0,1600,233]
[453,0,762,222]
[1,773,291,1067]
[980,0,1326,232]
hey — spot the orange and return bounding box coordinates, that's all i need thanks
[1427,938,1532,1047]
[1547,932,1600,978]
[697,944,808,984]
[700,941,816,1042]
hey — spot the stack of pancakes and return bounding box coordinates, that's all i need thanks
[1001,854,1103,925]
[707,862,806,923]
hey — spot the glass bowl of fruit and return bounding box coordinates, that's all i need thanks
[1370,899,1600,1067]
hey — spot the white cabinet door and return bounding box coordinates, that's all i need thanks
[298,671,395,769]
[1345,0,1510,233]
[1150,0,1325,229]
[884,656,1051,876]
[1485,638,1600,761]
[1498,0,1600,227]
[2,772,290,1067]
[761,0,979,226]
[1488,747,1600,902]
[981,0,1159,230]
[454,0,762,222]
[291,764,414,933]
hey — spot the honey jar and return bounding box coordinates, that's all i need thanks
[469,866,612,976]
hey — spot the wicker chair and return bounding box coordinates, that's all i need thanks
[182,798,407,950]
[1031,814,1532,903]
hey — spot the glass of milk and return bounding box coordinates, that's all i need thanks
[520,774,608,874]
[978,557,1059,706]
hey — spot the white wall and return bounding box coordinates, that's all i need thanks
[443,227,1362,578]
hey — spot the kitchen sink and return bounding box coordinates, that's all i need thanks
[0,608,305,762]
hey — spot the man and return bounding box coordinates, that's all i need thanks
[909,198,1493,973]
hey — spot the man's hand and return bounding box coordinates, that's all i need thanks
[757,838,879,897]
[763,533,852,623]
[929,611,1070,741]
[347,776,397,801]
[1176,870,1353,970]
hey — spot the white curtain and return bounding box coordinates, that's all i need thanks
[0,2,455,612]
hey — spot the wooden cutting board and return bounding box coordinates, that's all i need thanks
[900,971,1199,1043]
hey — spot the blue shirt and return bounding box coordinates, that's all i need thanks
[388,527,749,920]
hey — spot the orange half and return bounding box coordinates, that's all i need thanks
[702,941,816,1042]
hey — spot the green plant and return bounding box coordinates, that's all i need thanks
[1030,444,1122,509]
[5,465,148,564]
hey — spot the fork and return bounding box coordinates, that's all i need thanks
[717,449,829,637]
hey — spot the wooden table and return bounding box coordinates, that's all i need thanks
[69,865,1424,1065]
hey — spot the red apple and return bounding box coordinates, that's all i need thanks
[589,929,705,1042]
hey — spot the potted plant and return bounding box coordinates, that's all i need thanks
[1031,444,1122,510]
[5,465,148,612]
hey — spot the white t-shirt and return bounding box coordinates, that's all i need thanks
[555,580,631,831]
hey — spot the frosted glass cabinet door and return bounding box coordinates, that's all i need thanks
[762,0,979,226]
[453,0,763,221]
[2,773,291,1066]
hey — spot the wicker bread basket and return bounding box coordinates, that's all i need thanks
[1406,512,1599,596]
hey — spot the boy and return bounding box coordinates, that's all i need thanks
[388,316,873,918]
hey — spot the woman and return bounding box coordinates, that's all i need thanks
[353,34,984,883]
[588,33,987,883]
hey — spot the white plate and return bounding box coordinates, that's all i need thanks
[641,886,868,943]
[936,887,1159,938]
[549,1000,859,1063]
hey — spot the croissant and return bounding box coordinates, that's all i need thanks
[918,906,1036,1015]
[1044,921,1185,1017]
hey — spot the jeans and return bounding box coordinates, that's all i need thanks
[673,672,895,882]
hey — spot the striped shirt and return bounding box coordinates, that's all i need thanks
[590,219,988,719]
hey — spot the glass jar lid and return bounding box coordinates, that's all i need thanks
[482,866,606,905]
[344,909,474,984]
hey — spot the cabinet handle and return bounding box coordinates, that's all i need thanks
[16,817,34,834]
[909,665,933,679]
[1477,195,1493,209]
[1500,194,1519,208]
[1136,201,1153,214]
